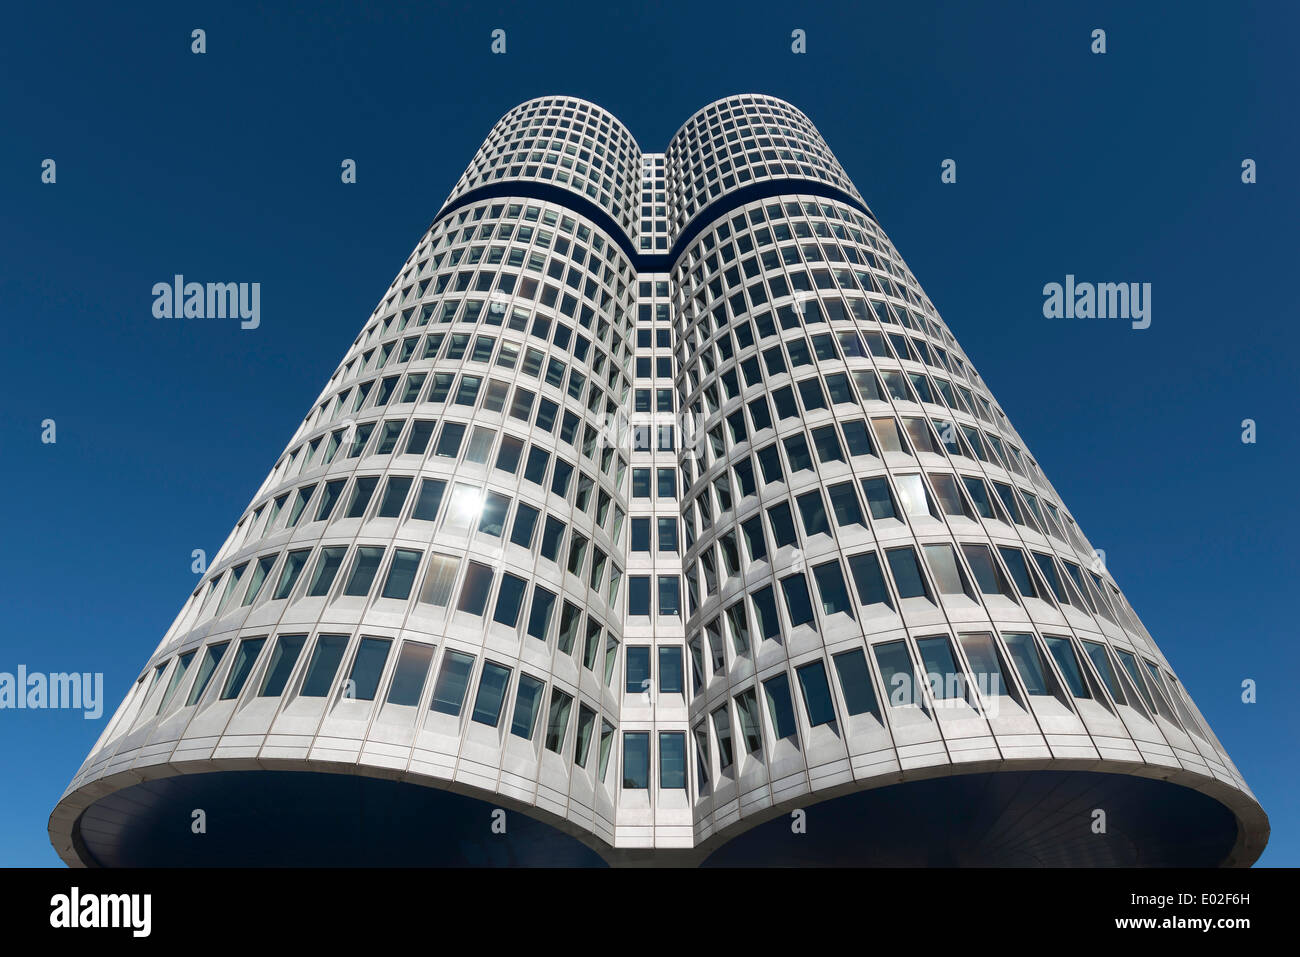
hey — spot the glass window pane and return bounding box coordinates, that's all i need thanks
[471,662,512,726]
[659,732,686,789]
[386,642,434,706]
[832,649,879,717]
[345,637,392,701]
[796,661,837,726]
[430,651,475,715]
[510,673,546,739]
[258,634,307,697]
[300,634,349,697]
[623,732,650,788]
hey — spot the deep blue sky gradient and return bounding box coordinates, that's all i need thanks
[2,0,1296,866]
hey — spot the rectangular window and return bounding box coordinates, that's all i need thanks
[299,634,349,697]
[345,637,392,701]
[573,705,597,768]
[958,632,1014,700]
[796,661,837,726]
[219,636,266,700]
[260,631,308,696]
[622,731,650,788]
[712,705,734,769]
[417,554,459,607]
[659,732,686,789]
[510,673,546,740]
[625,646,651,695]
[343,546,385,597]
[471,661,512,726]
[344,476,379,519]
[272,550,311,600]
[526,586,557,642]
[457,561,494,615]
[545,688,574,752]
[886,546,932,601]
[832,649,880,717]
[873,640,920,708]
[386,642,434,707]
[735,688,764,753]
[429,651,475,715]
[493,573,528,627]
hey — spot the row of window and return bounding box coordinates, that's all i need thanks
[689,629,1208,791]
[139,632,623,780]
[203,505,627,623]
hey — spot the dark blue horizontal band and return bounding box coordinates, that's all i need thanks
[429,177,875,273]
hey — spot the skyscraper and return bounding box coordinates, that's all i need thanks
[49,95,1268,867]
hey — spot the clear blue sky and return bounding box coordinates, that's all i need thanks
[2,0,1296,866]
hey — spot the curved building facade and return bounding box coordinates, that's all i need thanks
[49,95,1268,867]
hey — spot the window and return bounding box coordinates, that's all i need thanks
[623,732,650,788]
[894,474,933,519]
[435,422,466,457]
[430,651,475,715]
[598,720,616,781]
[510,674,546,739]
[299,634,349,697]
[386,642,434,707]
[477,492,509,538]
[916,635,965,701]
[832,649,880,717]
[1043,635,1091,698]
[418,554,459,607]
[657,517,678,552]
[343,546,385,597]
[997,546,1039,599]
[780,573,816,627]
[272,550,311,600]
[219,636,266,700]
[658,575,681,616]
[960,544,1012,599]
[659,646,684,694]
[659,732,686,789]
[510,503,540,548]
[735,689,763,754]
[628,576,651,616]
[411,478,447,522]
[796,661,837,726]
[712,705,734,770]
[471,661,512,726]
[241,554,277,606]
[457,561,494,615]
[526,586,557,642]
[381,548,422,600]
[306,546,347,597]
[751,585,781,640]
[376,476,412,518]
[573,705,597,768]
[493,573,527,627]
[545,689,573,752]
[767,501,798,547]
[763,674,800,739]
[631,517,651,551]
[811,560,855,619]
[886,546,932,601]
[1002,633,1055,696]
[626,646,651,695]
[923,544,971,599]
[156,652,196,715]
[873,640,921,708]
[958,632,1014,700]
[345,637,391,701]
[344,476,378,519]
[861,477,898,520]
